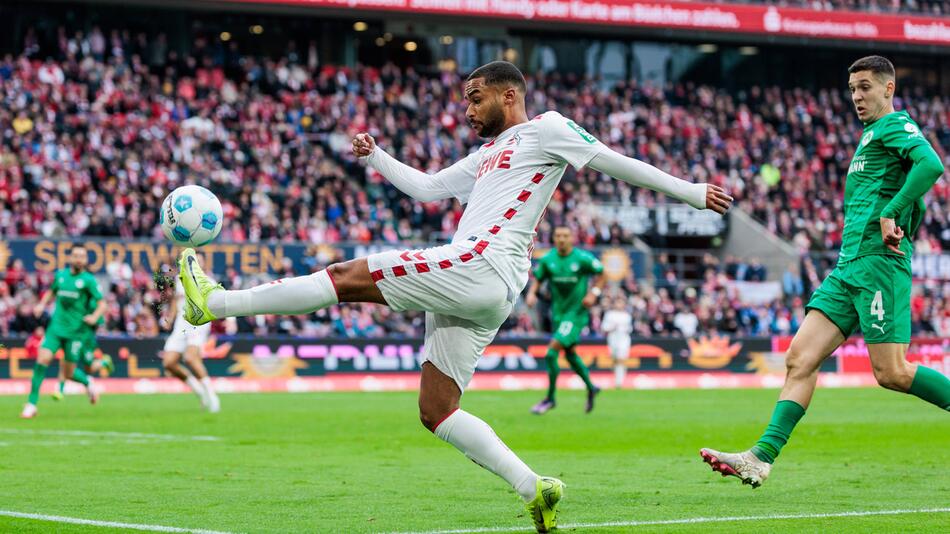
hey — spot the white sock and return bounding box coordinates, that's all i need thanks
[185,375,204,398]
[200,376,218,401]
[614,362,626,389]
[207,270,339,317]
[434,409,538,502]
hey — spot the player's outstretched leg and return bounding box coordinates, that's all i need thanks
[700,310,844,487]
[531,346,559,414]
[163,351,207,409]
[178,248,359,326]
[183,347,219,413]
[565,348,599,413]
[868,343,950,411]
[422,362,562,532]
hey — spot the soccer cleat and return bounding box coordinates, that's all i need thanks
[51,388,64,401]
[526,476,564,533]
[206,392,220,414]
[178,248,222,326]
[87,381,100,405]
[531,398,556,415]
[99,354,114,375]
[585,385,601,414]
[700,448,772,488]
[20,403,37,419]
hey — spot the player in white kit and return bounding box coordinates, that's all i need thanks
[161,274,220,413]
[601,297,634,389]
[176,61,732,532]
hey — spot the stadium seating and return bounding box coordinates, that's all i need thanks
[1,27,946,338]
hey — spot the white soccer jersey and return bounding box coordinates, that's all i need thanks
[602,309,634,347]
[425,111,607,293]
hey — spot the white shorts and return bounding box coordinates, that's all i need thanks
[368,241,514,392]
[608,339,631,361]
[163,319,211,355]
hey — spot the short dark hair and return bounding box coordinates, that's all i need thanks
[69,244,87,253]
[848,55,895,81]
[467,61,526,92]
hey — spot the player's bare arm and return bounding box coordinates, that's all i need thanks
[83,299,106,326]
[33,289,52,318]
[582,274,605,308]
[524,278,540,308]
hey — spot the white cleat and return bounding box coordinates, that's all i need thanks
[700,448,771,488]
[206,392,220,414]
[20,403,37,419]
[87,381,100,405]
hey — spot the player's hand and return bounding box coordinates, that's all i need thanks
[582,293,597,308]
[880,217,905,256]
[705,184,733,215]
[525,292,537,308]
[82,314,97,326]
[352,133,376,158]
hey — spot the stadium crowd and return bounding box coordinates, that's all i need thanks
[0,26,947,339]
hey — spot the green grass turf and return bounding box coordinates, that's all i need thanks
[0,387,947,533]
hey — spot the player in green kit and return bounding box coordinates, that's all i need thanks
[52,304,112,401]
[21,245,107,418]
[701,56,948,487]
[526,226,605,415]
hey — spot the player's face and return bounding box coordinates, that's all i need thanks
[464,78,506,138]
[69,247,88,272]
[553,228,574,253]
[848,71,893,123]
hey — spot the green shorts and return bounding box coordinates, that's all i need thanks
[806,254,911,344]
[81,331,99,367]
[552,315,587,348]
[40,331,87,363]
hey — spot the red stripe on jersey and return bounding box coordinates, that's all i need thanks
[517,190,531,202]
[370,270,384,282]
[415,263,430,274]
[392,265,408,277]
[489,225,500,234]
[473,240,489,254]
[438,259,453,269]
[503,208,517,219]
[531,173,545,183]
[459,253,474,263]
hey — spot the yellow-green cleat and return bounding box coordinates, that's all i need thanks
[526,476,564,533]
[177,248,222,326]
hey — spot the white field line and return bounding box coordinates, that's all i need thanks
[0,510,234,533]
[389,507,950,534]
[0,428,220,441]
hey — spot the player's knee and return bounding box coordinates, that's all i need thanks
[419,406,448,432]
[872,363,913,392]
[784,344,818,379]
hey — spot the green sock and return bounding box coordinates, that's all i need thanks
[565,348,595,391]
[71,367,89,387]
[908,365,950,411]
[545,348,560,401]
[58,380,65,394]
[751,400,806,463]
[28,363,48,405]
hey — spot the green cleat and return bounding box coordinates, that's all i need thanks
[177,248,222,326]
[526,476,564,533]
[51,389,63,401]
[100,354,114,375]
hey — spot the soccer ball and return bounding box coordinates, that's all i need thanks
[160,185,223,247]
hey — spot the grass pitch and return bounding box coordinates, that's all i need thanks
[0,387,947,533]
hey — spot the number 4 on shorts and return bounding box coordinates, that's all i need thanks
[870,290,885,321]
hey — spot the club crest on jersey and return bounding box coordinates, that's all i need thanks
[903,123,922,138]
[75,280,84,289]
[476,149,514,180]
[860,131,874,146]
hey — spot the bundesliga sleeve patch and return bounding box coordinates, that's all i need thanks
[567,121,597,144]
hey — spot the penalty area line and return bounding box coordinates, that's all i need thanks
[0,510,235,534]
[391,507,950,534]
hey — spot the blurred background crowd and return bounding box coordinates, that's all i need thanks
[1,22,947,341]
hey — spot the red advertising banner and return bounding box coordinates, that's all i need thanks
[227,0,950,47]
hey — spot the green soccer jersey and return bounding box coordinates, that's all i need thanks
[47,268,103,338]
[533,248,603,321]
[839,111,935,263]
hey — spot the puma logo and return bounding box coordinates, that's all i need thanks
[871,322,886,334]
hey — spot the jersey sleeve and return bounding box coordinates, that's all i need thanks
[49,271,60,293]
[432,152,478,204]
[585,252,604,275]
[536,111,607,170]
[84,273,103,303]
[880,115,932,160]
[533,257,548,281]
